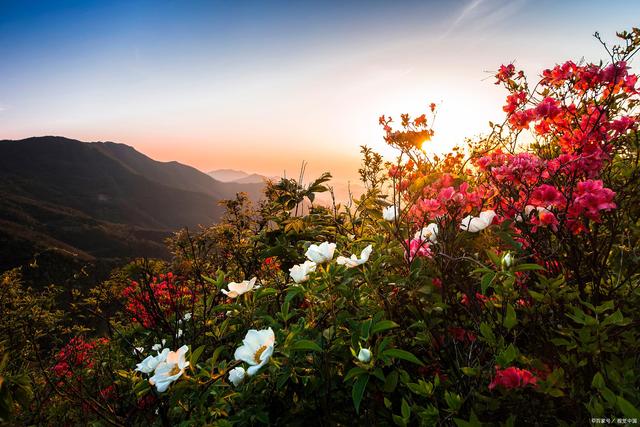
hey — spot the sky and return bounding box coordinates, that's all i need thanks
[1,0,639,183]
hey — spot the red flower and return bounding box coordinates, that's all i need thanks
[489,366,538,390]
[495,64,516,84]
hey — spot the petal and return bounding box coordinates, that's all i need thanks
[234,344,256,365]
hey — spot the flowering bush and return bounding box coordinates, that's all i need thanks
[3,28,640,425]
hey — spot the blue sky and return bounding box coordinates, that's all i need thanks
[1,0,639,179]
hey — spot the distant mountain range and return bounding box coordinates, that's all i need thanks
[208,168,278,184]
[0,136,265,270]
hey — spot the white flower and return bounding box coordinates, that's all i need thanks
[176,329,183,338]
[149,345,190,393]
[221,277,260,298]
[336,245,373,268]
[502,252,513,268]
[382,205,399,221]
[228,366,246,386]
[133,346,144,355]
[357,348,372,363]
[289,260,317,283]
[183,312,192,321]
[305,242,336,264]
[135,348,170,374]
[414,223,439,243]
[234,327,275,376]
[460,210,496,232]
[151,339,166,352]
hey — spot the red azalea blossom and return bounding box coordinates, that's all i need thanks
[122,272,197,328]
[489,366,538,390]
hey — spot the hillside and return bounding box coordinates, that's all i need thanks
[0,136,264,270]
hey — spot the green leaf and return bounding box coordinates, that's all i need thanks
[352,374,369,414]
[382,349,424,366]
[514,263,545,272]
[383,370,399,392]
[371,320,399,335]
[401,398,411,419]
[496,344,517,366]
[344,367,367,382]
[461,367,480,377]
[190,345,205,368]
[601,309,624,327]
[481,273,495,294]
[503,304,518,330]
[617,396,640,418]
[290,339,322,352]
[592,372,605,389]
[479,322,496,345]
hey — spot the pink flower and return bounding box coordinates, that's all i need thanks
[530,184,565,207]
[570,180,616,221]
[405,238,432,261]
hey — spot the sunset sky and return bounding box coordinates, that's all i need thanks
[1,0,639,182]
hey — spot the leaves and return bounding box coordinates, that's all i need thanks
[503,304,518,330]
[289,339,322,352]
[352,374,369,414]
[371,320,399,335]
[381,349,424,366]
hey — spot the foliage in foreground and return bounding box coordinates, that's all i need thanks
[2,28,640,426]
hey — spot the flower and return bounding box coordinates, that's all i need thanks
[221,277,260,298]
[289,260,317,283]
[134,346,144,354]
[234,327,276,376]
[183,312,192,321]
[305,242,336,264]
[488,366,538,390]
[149,345,190,392]
[228,367,246,386]
[414,223,439,243]
[151,340,166,352]
[460,210,496,232]
[135,348,169,374]
[405,238,433,261]
[357,348,372,363]
[501,252,513,268]
[337,244,373,268]
[382,205,399,221]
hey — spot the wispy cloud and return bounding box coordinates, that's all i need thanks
[440,0,527,40]
[453,0,484,27]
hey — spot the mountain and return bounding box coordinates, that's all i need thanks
[208,169,277,184]
[233,173,273,184]
[208,169,251,182]
[0,136,264,271]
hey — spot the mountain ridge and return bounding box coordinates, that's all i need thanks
[0,136,265,270]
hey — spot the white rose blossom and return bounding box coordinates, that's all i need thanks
[460,210,496,232]
[234,327,275,376]
[382,205,399,221]
[149,345,190,393]
[357,348,372,363]
[305,242,336,264]
[414,223,439,243]
[135,348,170,374]
[228,366,246,386]
[336,245,373,268]
[221,277,260,298]
[289,260,317,283]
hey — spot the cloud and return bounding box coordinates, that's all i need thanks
[453,0,484,27]
[440,0,527,40]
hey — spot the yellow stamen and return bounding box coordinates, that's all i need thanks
[253,345,268,364]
